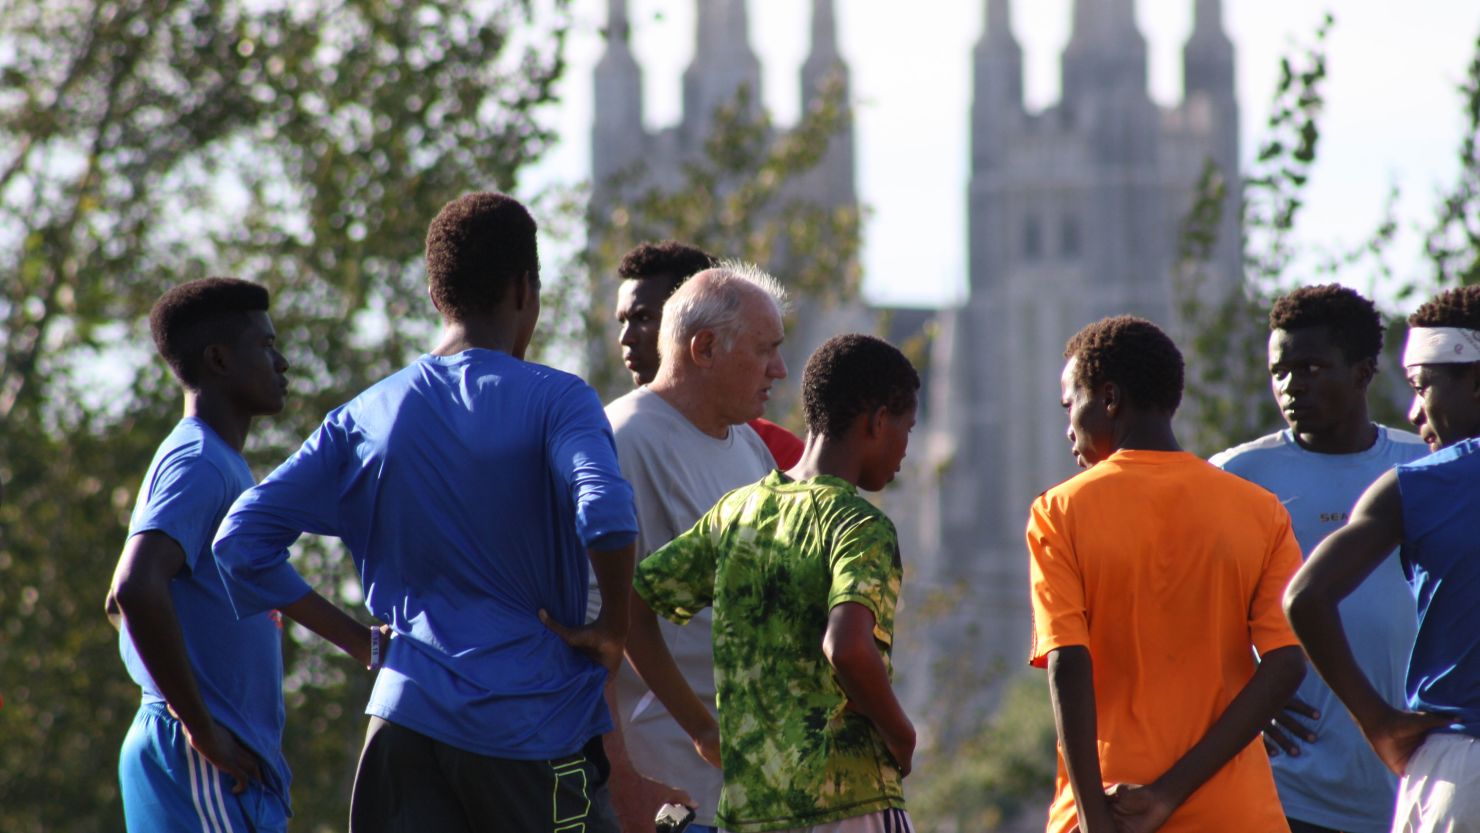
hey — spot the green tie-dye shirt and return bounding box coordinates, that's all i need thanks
[633,470,906,833]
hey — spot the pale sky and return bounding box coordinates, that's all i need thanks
[527,0,1480,309]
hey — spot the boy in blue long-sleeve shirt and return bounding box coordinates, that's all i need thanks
[214,193,638,833]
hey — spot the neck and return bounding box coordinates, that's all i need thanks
[1112,414,1181,454]
[184,390,250,453]
[786,434,860,484]
[1293,413,1377,456]
[648,372,732,439]
[431,314,524,358]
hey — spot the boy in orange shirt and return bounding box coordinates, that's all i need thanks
[1028,316,1307,833]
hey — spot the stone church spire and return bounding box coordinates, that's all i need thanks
[971,0,1023,173]
[1184,0,1234,99]
[682,0,762,138]
[800,0,843,102]
[797,0,855,207]
[1062,0,1149,109]
[592,0,644,187]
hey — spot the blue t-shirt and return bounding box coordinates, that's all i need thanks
[1395,436,1480,737]
[121,417,291,811]
[1212,425,1426,833]
[214,350,638,759]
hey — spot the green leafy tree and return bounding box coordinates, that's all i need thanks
[1173,14,1337,455]
[0,1,570,829]
[1176,17,1480,452]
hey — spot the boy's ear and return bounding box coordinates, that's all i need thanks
[1102,381,1122,419]
[200,342,231,382]
[1354,356,1378,390]
[864,405,890,438]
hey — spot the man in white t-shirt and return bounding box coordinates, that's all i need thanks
[603,262,789,833]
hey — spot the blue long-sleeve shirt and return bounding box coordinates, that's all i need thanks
[214,350,637,759]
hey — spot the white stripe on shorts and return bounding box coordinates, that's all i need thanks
[186,746,237,833]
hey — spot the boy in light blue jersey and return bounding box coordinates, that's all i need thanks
[1287,285,1480,833]
[107,277,369,832]
[1213,285,1426,833]
[214,193,638,833]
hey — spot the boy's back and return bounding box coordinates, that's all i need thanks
[1028,450,1303,833]
[635,470,905,833]
[218,349,631,757]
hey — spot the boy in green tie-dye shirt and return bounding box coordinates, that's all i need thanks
[626,334,920,833]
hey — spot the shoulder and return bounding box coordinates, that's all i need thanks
[731,421,775,465]
[159,421,245,488]
[1376,425,1430,462]
[604,387,662,433]
[1209,430,1290,471]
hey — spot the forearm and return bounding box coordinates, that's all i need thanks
[827,633,912,744]
[588,541,636,641]
[1047,647,1113,833]
[115,578,213,733]
[278,590,376,667]
[1153,645,1306,806]
[624,596,715,739]
[1285,574,1394,730]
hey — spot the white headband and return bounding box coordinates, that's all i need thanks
[1403,326,1480,367]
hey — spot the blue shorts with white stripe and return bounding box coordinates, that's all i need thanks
[120,702,287,833]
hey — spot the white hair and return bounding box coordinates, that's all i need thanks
[658,260,789,362]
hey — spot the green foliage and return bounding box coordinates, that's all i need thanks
[1424,31,1480,291]
[1176,20,1480,451]
[582,75,863,404]
[908,674,1059,833]
[0,1,570,829]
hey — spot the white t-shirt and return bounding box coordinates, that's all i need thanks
[602,387,774,826]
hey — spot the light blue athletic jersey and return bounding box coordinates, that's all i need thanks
[214,350,638,760]
[120,417,291,812]
[1396,436,1480,737]
[1212,425,1426,832]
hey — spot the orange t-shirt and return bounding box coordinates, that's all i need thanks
[1026,450,1302,833]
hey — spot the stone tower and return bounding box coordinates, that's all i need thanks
[895,0,1242,727]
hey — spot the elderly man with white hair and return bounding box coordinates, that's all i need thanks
[601,262,789,833]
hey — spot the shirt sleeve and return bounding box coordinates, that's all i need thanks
[633,510,719,626]
[131,449,232,576]
[827,511,902,647]
[547,381,638,551]
[1250,498,1303,654]
[212,417,349,618]
[1027,494,1089,668]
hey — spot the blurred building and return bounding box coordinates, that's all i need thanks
[590,0,866,396]
[590,0,1242,748]
[892,0,1242,735]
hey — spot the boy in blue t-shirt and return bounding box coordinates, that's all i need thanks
[1287,285,1480,832]
[1213,285,1426,833]
[107,278,331,831]
[213,193,638,833]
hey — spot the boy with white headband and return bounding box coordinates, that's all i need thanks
[1285,285,1480,833]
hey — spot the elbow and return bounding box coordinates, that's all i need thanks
[111,568,154,618]
[822,631,866,675]
[1263,645,1307,698]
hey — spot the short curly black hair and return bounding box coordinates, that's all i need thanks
[425,192,539,321]
[1409,285,1480,331]
[617,241,716,296]
[1064,315,1184,413]
[1268,283,1384,362]
[803,334,920,440]
[149,277,270,388]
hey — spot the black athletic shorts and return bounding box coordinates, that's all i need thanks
[350,716,619,833]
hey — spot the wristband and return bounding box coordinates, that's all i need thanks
[368,626,382,671]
